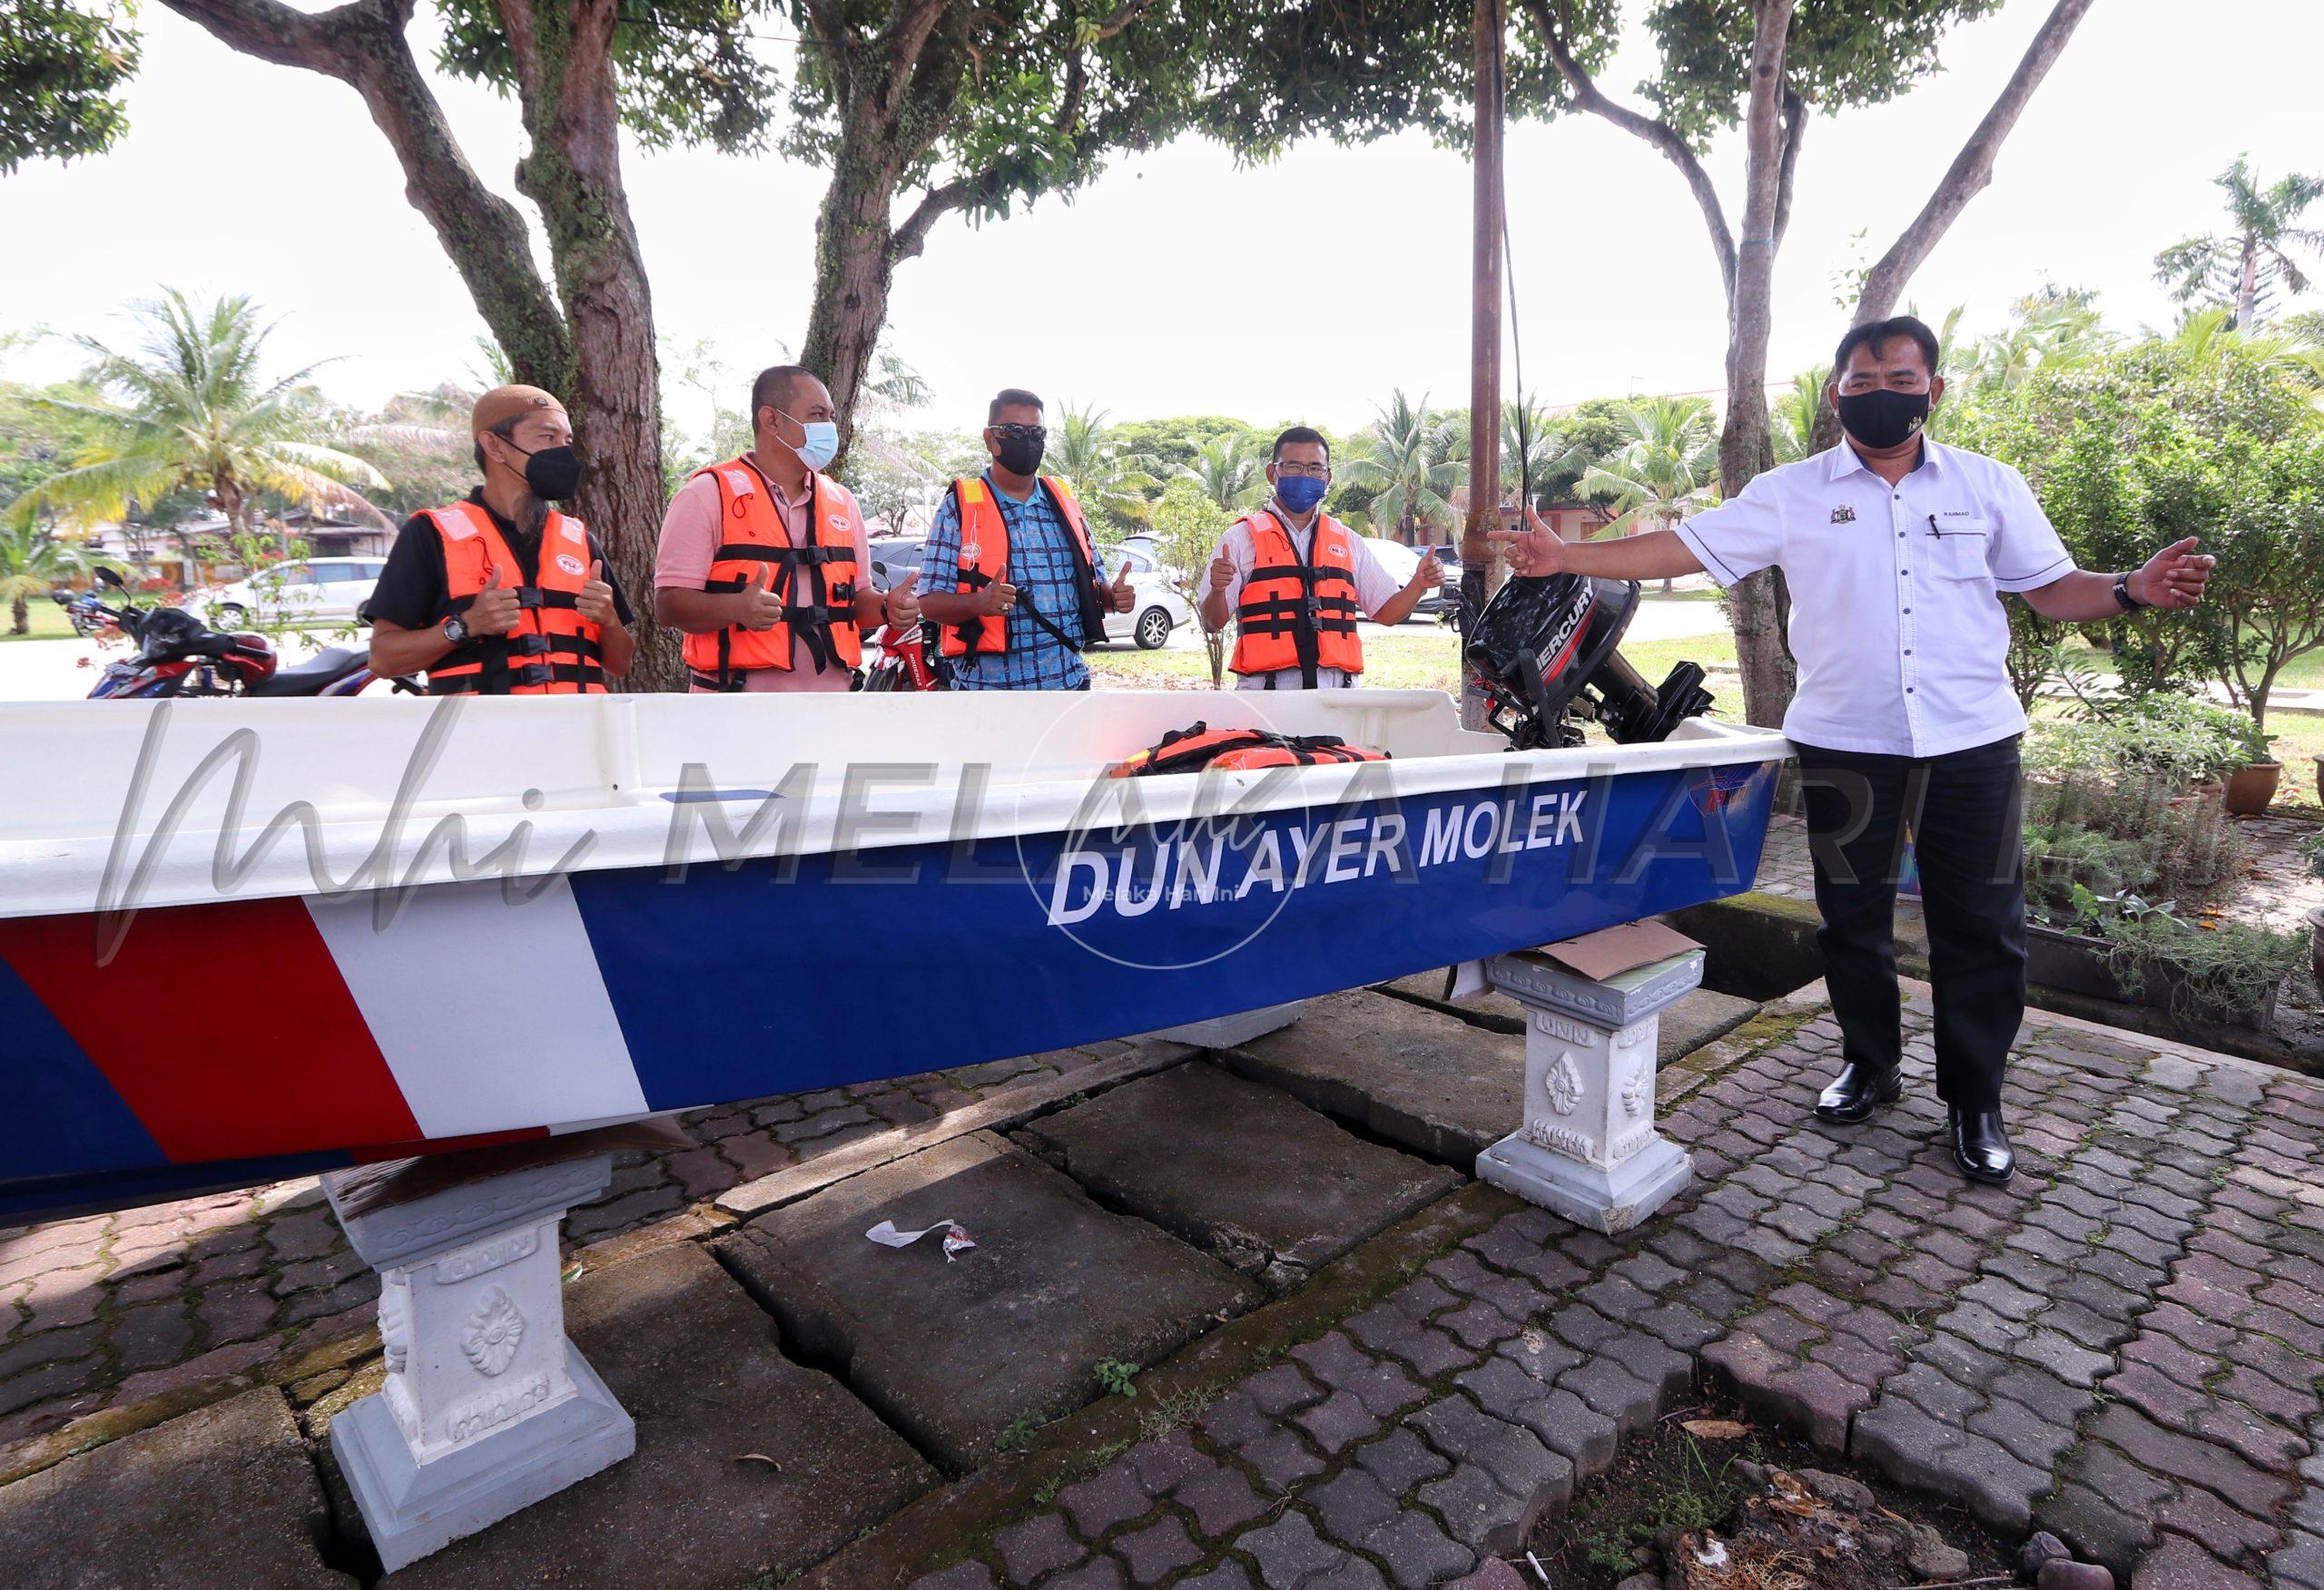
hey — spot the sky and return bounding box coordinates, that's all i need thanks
[4,0,2321,445]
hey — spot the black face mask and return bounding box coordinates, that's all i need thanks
[993,434,1046,476]
[1836,388,1931,452]
[508,442,583,503]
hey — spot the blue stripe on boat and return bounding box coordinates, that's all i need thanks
[0,952,167,1182]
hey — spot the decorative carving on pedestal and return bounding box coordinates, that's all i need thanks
[1544,1052,1584,1115]
[461,1287,527,1377]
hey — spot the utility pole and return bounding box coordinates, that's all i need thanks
[1462,0,1506,730]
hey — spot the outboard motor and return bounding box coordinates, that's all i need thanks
[1462,574,1716,750]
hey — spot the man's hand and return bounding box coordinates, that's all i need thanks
[1107,562,1137,613]
[2132,536,2216,611]
[1486,506,1571,578]
[1408,554,1444,593]
[882,569,921,628]
[467,564,522,636]
[576,560,618,630]
[734,564,784,631]
[975,575,1019,617]
[1208,549,1237,594]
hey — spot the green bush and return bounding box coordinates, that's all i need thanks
[2024,820,2157,925]
[2029,696,2267,783]
[2024,770,2248,903]
[2097,913,2310,1023]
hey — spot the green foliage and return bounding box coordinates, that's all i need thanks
[1340,391,1462,543]
[2023,764,2250,907]
[2097,912,2309,1023]
[1179,432,1265,514]
[1578,395,1718,535]
[1049,404,1159,536]
[2153,157,2324,325]
[3,290,389,537]
[2023,820,2156,926]
[2034,694,2268,781]
[1106,415,1254,477]
[1093,1359,1138,1399]
[993,1412,1041,1454]
[0,520,91,634]
[2299,828,2324,881]
[1,0,139,175]
[437,0,776,154]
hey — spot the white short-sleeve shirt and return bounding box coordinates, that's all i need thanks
[1673,440,2074,758]
[1204,507,1407,690]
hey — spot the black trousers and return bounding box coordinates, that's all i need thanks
[1793,733,2026,1113]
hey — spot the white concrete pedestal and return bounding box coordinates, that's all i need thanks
[1473,947,1702,1234]
[323,1153,635,1573]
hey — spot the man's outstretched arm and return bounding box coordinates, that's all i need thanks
[1489,510,1709,583]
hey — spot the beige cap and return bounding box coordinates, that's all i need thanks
[470,384,566,438]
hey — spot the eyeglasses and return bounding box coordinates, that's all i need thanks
[990,424,1047,442]
[1275,462,1330,478]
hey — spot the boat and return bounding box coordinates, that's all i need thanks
[0,688,1786,1222]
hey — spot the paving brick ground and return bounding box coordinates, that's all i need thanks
[881,996,2324,1589]
[0,1040,1147,1452]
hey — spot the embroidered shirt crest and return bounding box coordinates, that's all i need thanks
[1829,505,1857,525]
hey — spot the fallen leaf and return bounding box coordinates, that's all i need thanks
[1680,1418,1752,1439]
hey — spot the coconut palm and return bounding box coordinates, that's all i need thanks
[2163,306,2324,385]
[1769,368,1829,463]
[1958,285,2115,397]
[3,290,389,542]
[1180,432,1267,513]
[1500,394,1581,507]
[1050,403,1160,530]
[2155,158,2324,329]
[0,523,93,634]
[1341,390,1463,544]
[1579,396,1718,535]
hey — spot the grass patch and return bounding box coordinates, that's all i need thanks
[0,601,81,642]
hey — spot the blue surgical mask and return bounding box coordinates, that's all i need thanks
[778,411,841,472]
[1276,474,1328,515]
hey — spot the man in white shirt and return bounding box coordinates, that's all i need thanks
[1198,427,1443,689]
[1492,316,2215,1185]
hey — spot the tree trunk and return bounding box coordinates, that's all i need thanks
[501,0,677,692]
[2238,234,2260,329]
[12,594,27,635]
[800,140,907,473]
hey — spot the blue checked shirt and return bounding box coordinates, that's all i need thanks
[923,472,1111,691]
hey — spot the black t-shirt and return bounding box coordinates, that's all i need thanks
[365,489,635,632]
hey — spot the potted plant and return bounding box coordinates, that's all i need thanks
[2220,714,2280,816]
[2095,908,2309,1032]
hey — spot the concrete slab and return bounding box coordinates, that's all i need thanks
[1015,1064,1463,1290]
[718,1132,1259,1472]
[1224,988,1528,1163]
[390,1244,933,1588]
[0,1387,352,1589]
[1380,976,1759,1063]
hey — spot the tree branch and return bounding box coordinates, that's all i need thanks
[1519,0,1736,302]
[160,0,572,388]
[877,0,954,123]
[1772,87,1805,250]
[1853,0,2097,324]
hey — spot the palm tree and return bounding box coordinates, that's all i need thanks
[1580,397,1718,537]
[2155,158,2324,329]
[1500,394,1576,507]
[2163,305,2324,385]
[1180,432,1266,514]
[1768,368,1828,463]
[1341,390,1463,544]
[3,291,389,554]
[1958,285,2115,396]
[0,523,93,634]
[1050,403,1160,530]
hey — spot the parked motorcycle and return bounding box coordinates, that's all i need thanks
[59,567,414,700]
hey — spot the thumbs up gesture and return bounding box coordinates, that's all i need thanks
[975,576,1019,617]
[576,559,618,628]
[882,568,921,629]
[1106,559,1137,613]
[1409,551,1444,593]
[734,564,784,631]
[468,562,522,635]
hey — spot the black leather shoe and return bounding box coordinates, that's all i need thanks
[1950,1106,2015,1184]
[1816,1062,1903,1123]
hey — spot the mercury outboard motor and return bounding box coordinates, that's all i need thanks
[1463,574,1716,750]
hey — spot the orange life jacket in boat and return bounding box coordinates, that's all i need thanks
[421,499,606,695]
[1230,510,1365,687]
[940,475,1107,658]
[1107,721,1389,778]
[681,458,862,690]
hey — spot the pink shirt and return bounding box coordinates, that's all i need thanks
[656,456,874,692]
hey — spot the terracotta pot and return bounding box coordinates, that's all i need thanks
[2223,761,2282,816]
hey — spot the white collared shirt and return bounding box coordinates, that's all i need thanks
[1674,439,2074,758]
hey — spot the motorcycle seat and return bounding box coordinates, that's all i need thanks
[245,646,369,697]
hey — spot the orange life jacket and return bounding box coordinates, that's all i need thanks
[682,458,862,690]
[940,475,1107,658]
[421,499,606,695]
[1230,510,1365,687]
[1107,721,1389,778]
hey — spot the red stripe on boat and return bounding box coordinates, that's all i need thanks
[0,899,422,1163]
[349,1126,549,1163]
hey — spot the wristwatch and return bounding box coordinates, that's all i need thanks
[2112,573,2148,612]
[442,613,472,645]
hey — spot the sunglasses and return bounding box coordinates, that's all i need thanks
[990,424,1048,442]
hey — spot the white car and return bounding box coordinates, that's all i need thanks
[202,556,385,626]
[1102,545,1193,650]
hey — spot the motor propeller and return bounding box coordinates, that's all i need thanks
[1462,573,1716,751]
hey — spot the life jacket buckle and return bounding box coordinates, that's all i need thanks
[516,586,545,610]
[514,662,554,686]
[514,633,553,656]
